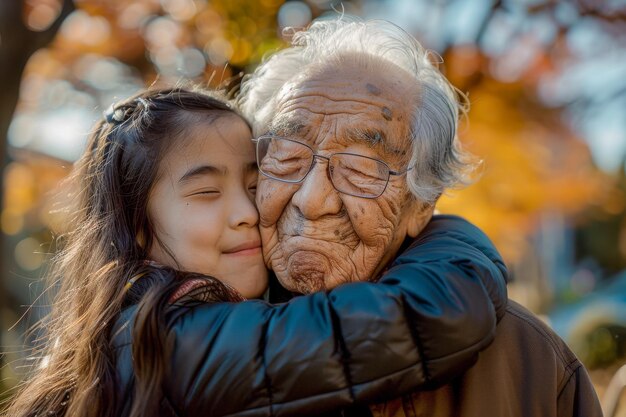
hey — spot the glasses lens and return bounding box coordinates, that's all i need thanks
[329,154,389,198]
[256,137,313,182]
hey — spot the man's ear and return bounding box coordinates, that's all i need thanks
[406,200,435,238]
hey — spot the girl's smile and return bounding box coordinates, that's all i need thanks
[147,113,268,298]
[222,240,262,255]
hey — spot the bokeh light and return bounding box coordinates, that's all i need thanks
[14,237,44,271]
[278,1,312,30]
[60,10,111,46]
[117,2,153,30]
[205,37,233,65]
[161,0,197,22]
[24,0,62,32]
[144,16,181,48]
[179,47,206,77]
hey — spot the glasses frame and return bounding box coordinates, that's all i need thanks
[252,135,413,199]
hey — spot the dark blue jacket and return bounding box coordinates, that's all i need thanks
[112,215,508,416]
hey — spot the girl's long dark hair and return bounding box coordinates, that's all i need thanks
[3,87,242,417]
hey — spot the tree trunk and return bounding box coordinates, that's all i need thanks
[0,0,74,392]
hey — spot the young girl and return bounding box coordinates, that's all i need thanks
[3,87,507,417]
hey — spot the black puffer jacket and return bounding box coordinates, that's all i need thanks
[112,215,508,416]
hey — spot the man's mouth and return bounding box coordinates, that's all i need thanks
[278,223,361,248]
[277,215,359,244]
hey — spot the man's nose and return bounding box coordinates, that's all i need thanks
[228,190,259,228]
[291,159,342,220]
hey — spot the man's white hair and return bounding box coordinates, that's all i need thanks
[239,17,476,204]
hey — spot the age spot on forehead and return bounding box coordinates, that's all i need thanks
[381,106,393,121]
[366,83,382,96]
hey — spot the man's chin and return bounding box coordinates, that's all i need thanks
[271,236,389,292]
[275,250,335,294]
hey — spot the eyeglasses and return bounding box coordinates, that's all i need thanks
[252,135,413,199]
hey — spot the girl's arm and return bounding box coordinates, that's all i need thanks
[116,215,507,416]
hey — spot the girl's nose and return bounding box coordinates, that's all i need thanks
[228,188,259,228]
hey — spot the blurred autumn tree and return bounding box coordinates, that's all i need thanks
[1,0,625,399]
[0,0,74,403]
[425,0,626,308]
[422,0,624,260]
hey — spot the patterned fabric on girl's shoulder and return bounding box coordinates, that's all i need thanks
[168,277,246,305]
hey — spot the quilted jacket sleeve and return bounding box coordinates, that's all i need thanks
[161,215,508,417]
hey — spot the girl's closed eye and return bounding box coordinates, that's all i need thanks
[190,188,221,197]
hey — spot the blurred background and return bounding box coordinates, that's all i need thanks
[1,0,625,413]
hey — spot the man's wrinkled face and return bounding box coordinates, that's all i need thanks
[256,56,432,293]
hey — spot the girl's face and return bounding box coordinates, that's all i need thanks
[147,113,268,298]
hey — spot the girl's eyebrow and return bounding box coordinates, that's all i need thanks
[179,162,257,183]
[179,164,225,183]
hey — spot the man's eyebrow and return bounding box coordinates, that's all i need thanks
[345,128,387,146]
[268,119,307,136]
[179,164,225,183]
[344,128,406,156]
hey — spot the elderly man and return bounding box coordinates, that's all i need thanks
[240,18,602,417]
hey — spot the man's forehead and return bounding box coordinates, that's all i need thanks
[268,113,411,158]
[265,57,418,160]
[274,56,416,109]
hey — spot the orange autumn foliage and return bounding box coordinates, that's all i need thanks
[438,77,609,262]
